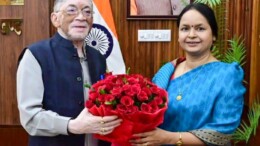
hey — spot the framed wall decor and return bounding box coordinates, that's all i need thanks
[127,0,192,20]
[0,0,24,5]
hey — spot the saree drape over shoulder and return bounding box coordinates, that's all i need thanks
[152,61,246,145]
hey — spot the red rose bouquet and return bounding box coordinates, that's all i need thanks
[85,73,168,146]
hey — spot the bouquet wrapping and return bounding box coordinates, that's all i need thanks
[85,73,168,146]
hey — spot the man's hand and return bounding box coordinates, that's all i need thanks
[68,108,122,135]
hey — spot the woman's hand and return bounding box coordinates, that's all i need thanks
[130,128,174,146]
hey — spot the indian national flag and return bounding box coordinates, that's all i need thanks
[85,0,126,74]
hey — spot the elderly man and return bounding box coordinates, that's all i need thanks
[17,0,121,146]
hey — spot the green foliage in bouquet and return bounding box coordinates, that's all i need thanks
[232,97,260,144]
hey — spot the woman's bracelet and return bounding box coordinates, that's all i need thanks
[176,132,183,146]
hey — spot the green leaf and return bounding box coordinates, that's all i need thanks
[222,36,247,66]
[194,0,222,7]
[211,45,223,60]
[95,99,101,106]
[148,95,155,102]
[104,101,112,105]
[122,77,128,84]
[232,97,260,143]
[126,67,131,75]
[99,89,106,94]
[84,83,92,89]
[159,104,165,108]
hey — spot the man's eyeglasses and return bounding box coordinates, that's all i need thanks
[60,7,93,18]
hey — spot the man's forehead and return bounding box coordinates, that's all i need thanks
[60,0,92,8]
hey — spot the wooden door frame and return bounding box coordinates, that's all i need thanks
[249,0,260,106]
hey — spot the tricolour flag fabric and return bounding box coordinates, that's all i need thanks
[85,0,126,74]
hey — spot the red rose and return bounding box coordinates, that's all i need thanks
[125,90,136,97]
[122,84,131,91]
[159,89,167,98]
[89,92,99,100]
[116,104,128,114]
[126,105,138,113]
[140,103,152,113]
[127,77,139,84]
[124,85,136,96]
[97,94,106,103]
[85,100,94,108]
[115,77,124,85]
[141,87,152,96]
[111,87,122,96]
[103,104,114,111]
[92,81,104,89]
[150,86,160,94]
[131,84,141,95]
[98,85,107,94]
[146,81,155,87]
[154,96,164,105]
[104,81,114,89]
[120,96,134,107]
[148,100,159,113]
[137,91,148,101]
[104,94,115,102]
[105,74,117,82]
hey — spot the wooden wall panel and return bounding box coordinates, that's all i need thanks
[23,0,51,46]
[0,4,23,125]
[248,1,260,143]
[0,0,51,125]
[226,0,253,105]
[0,0,51,145]
[0,126,28,146]
[249,0,260,105]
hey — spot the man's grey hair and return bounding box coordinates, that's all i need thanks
[53,0,93,12]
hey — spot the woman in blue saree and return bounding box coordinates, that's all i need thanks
[130,3,245,146]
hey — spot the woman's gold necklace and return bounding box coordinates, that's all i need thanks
[176,64,205,101]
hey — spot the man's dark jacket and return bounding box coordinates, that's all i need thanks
[19,33,110,146]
